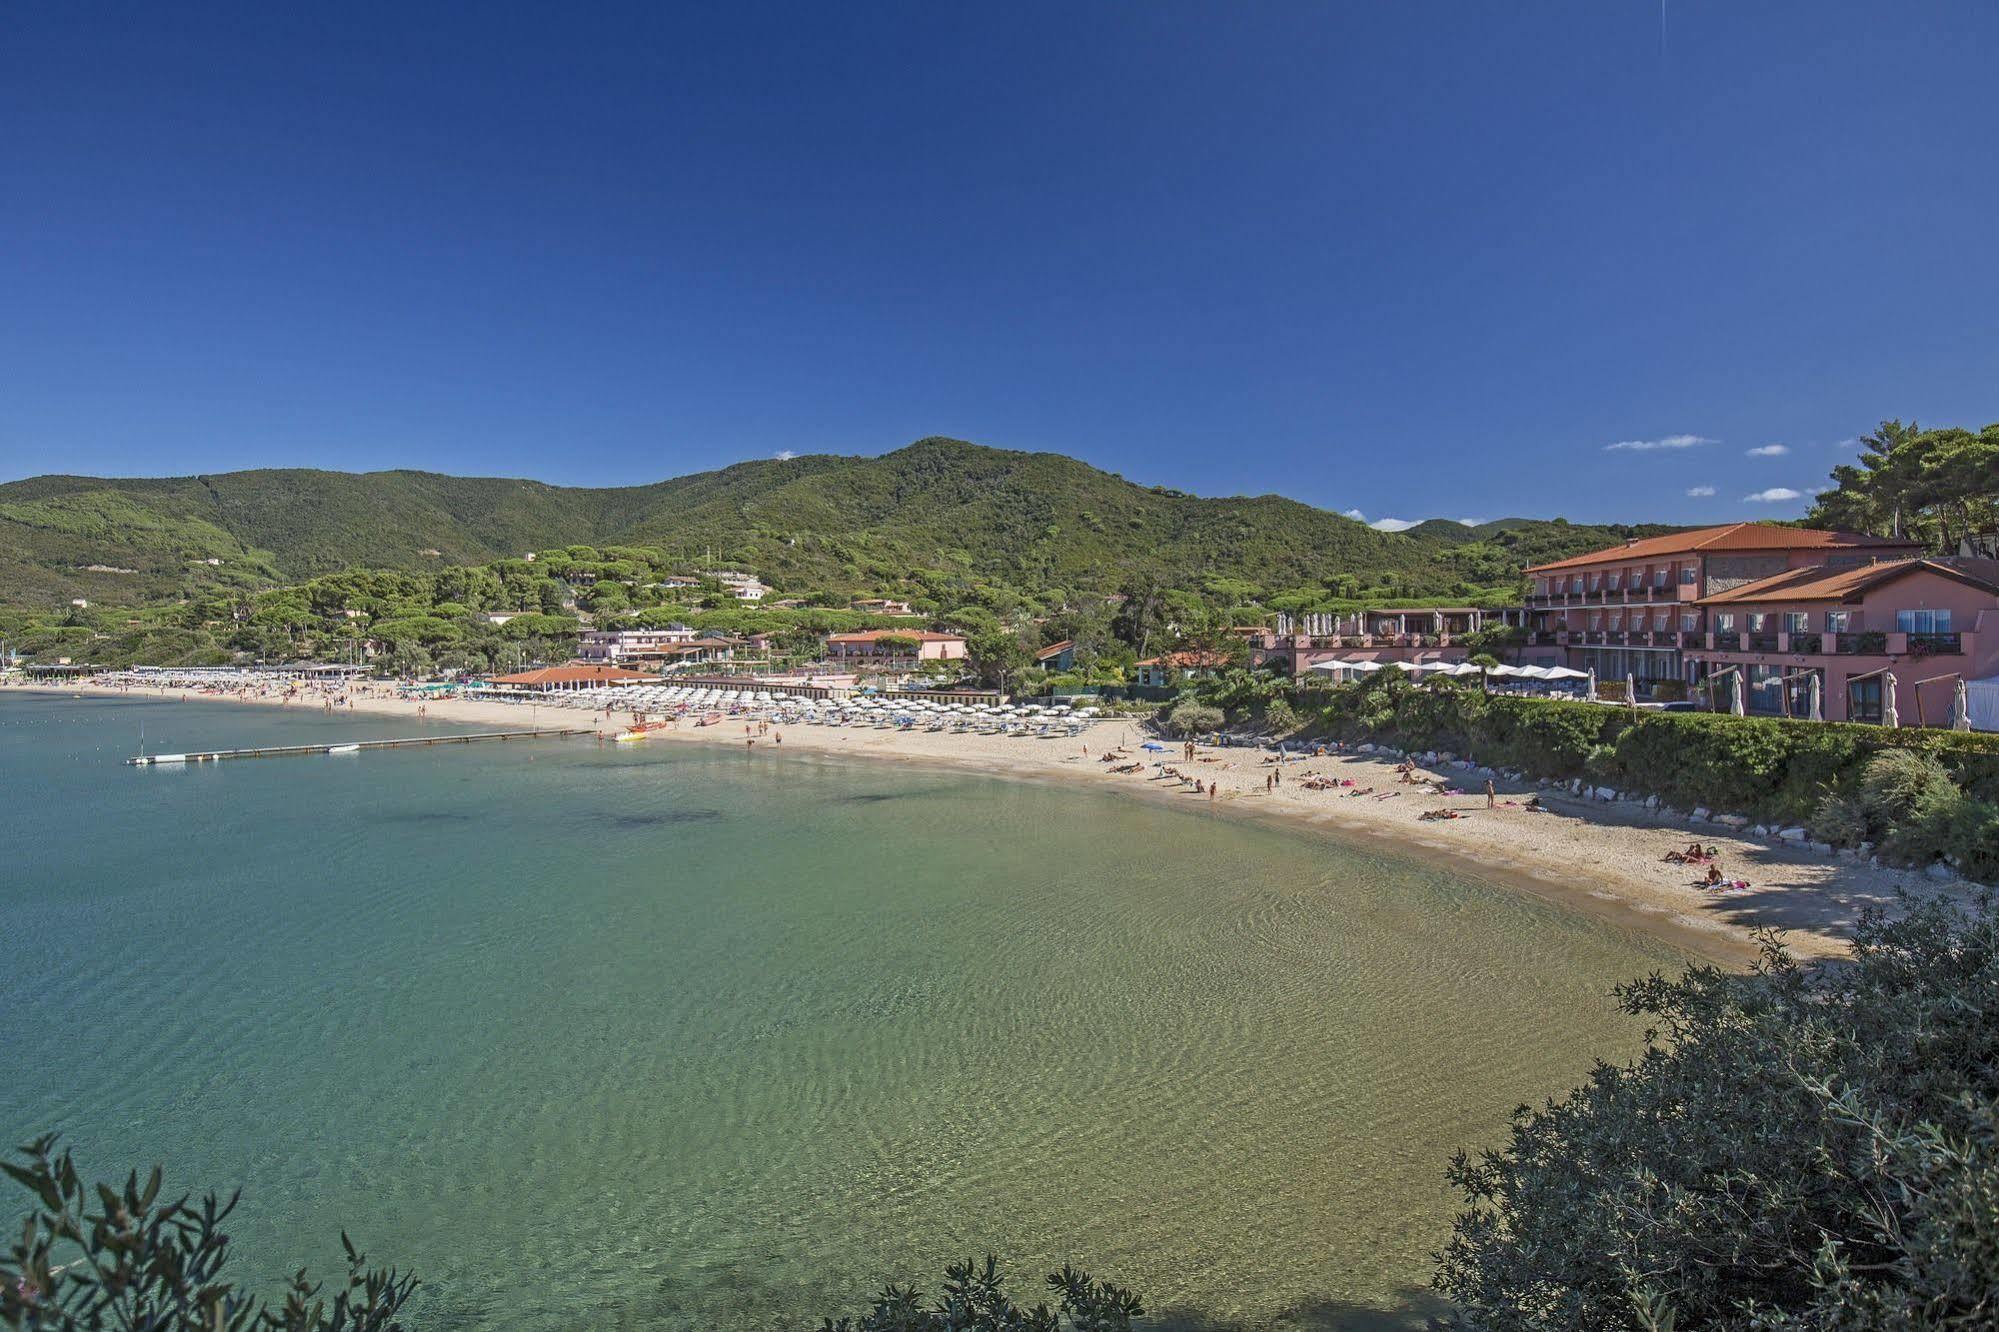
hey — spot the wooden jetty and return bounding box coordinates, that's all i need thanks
[127,727,594,766]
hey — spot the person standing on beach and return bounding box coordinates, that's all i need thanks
[1485,778,1496,809]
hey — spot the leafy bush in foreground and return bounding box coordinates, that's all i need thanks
[817,1257,1142,1331]
[1434,892,1999,1330]
[1,1136,414,1332]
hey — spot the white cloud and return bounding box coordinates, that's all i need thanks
[1743,487,1803,503]
[1342,508,1367,521]
[1370,517,1419,532]
[1454,518,1481,526]
[775,449,797,461]
[1604,433,1713,452]
[1746,443,1789,457]
[1686,484,1716,497]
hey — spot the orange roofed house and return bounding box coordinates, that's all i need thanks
[1524,523,1921,694]
[1134,650,1232,688]
[821,630,968,665]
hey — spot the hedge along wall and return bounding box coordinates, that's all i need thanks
[1306,680,1999,827]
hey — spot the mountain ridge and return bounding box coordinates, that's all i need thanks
[0,438,1675,608]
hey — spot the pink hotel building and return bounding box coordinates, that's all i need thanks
[1523,524,1999,724]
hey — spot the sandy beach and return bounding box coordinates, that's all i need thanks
[14,679,1961,965]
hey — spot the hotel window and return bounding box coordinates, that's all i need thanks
[1653,568,1668,588]
[1825,611,1851,633]
[1680,613,1698,632]
[1679,568,1698,585]
[1783,612,1809,633]
[1895,609,1953,634]
[1570,577,1583,593]
[1747,613,1768,632]
[1588,613,1602,629]
[1606,573,1621,590]
[1714,613,1736,632]
[1848,676,1884,725]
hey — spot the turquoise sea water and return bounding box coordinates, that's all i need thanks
[1,694,1682,1329]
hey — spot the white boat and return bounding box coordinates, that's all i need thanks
[327,744,361,755]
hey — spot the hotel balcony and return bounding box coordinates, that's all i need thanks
[1689,631,1973,660]
[1528,584,1701,609]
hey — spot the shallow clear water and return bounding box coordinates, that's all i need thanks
[1,694,1682,1329]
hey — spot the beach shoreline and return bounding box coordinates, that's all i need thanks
[11,679,1954,965]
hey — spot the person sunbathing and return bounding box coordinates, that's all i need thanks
[1418,807,1465,821]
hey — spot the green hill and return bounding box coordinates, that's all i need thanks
[0,438,1669,609]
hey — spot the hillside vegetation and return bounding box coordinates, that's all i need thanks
[0,438,1664,611]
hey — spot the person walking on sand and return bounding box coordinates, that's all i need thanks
[1209,782,1218,803]
[1485,778,1496,809]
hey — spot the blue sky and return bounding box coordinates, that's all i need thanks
[3,3,1995,527]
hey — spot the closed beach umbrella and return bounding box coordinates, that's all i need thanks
[1730,671,1745,717]
[1953,677,1971,732]
[1586,668,1598,702]
[1807,673,1823,723]
[1624,672,1636,704]
[1882,672,1900,728]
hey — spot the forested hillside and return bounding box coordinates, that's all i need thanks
[0,438,1664,610]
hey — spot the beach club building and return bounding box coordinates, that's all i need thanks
[1682,558,1999,724]
[487,664,655,693]
[1524,524,1921,693]
[576,626,700,662]
[1246,608,1527,675]
[822,630,968,666]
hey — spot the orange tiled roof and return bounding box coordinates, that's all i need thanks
[1034,639,1075,660]
[1525,524,1917,574]
[1136,650,1231,668]
[489,664,655,685]
[1696,557,1999,605]
[825,630,964,643]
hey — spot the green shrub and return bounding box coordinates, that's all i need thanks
[1436,893,1999,1331]
[1261,697,1298,734]
[1858,749,1954,832]
[1166,700,1223,736]
[1810,792,1868,847]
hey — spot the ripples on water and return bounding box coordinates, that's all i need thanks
[0,695,1682,1329]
